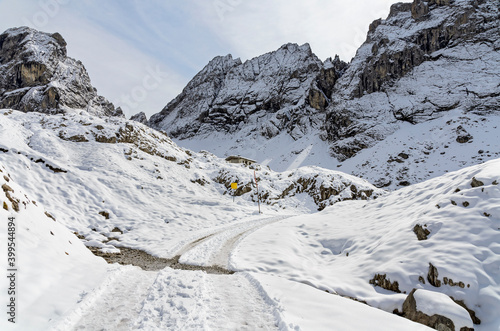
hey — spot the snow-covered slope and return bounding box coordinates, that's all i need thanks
[0,162,107,330]
[0,108,381,258]
[1,108,498,329]
[0,27,120,116]
[231,158,500,330]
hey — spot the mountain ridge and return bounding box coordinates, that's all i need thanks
[149,42,347,142]
[144,0,499,190]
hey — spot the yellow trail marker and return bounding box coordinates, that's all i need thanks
[231,182,238,190]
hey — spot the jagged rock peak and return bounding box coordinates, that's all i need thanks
[130,111,148,125]
[149,42,343,140]
[0,26,118,117]
[0,26,68,62]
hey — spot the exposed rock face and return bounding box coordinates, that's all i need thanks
[349,0,492,98]
[0,27,118,116]
[325,0,499,160]
[402,289,475,331]
[149,43,347,140]
[412,0,430,19]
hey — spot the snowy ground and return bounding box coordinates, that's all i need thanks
[231,158,500,330]
[0,109,498,330]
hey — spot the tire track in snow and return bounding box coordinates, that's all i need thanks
[179,216,291,268]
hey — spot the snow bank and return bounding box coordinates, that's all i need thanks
[0,163,107,330]
[248,273,431,330]
[232,158,500,330]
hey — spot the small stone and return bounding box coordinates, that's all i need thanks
[462,201,470,207]
[398,152,410,159]
[45,211,56,221]
[451,200,457,206]
[2,183,13,192]
[99,211,110,219]
[111,227,123,234]
[427,263,441,287]
[471,177,484,187]
[456,134,473,143]
[413,224,431,240]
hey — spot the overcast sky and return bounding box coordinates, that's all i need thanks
[0,0,396,118]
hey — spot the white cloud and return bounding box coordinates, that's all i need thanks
[192,0,395,62]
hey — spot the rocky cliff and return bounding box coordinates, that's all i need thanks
[149,43,347,140]
[0,27,120,116]
[326,0,499,160]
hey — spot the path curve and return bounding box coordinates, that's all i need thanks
[178,216,290,268]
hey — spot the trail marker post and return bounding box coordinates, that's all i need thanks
[231,182,237,202]
[254,170,261,214]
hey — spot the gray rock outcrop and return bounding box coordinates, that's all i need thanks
[402,289,475,331]
[130,111,148,125]
[0,27,118,116]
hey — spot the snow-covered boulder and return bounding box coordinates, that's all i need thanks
[403,289,474,331]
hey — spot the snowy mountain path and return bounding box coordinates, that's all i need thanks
[70,268,158,330]
[65,269,278,330]
[53,216,286,330]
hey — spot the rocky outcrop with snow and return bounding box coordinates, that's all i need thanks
[149,43,346,140]
[326,0,499,160]
[0,27,120,116]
